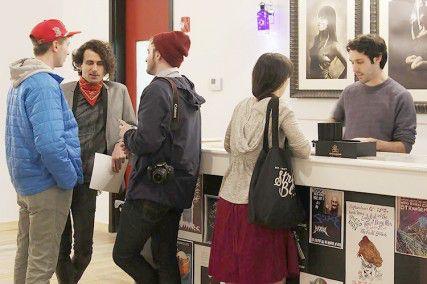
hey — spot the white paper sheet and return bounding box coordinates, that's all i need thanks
[300,272,342,284]
[89,153,128,193]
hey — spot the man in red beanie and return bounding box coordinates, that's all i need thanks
[6,19,82,284]
[113,31,205,283]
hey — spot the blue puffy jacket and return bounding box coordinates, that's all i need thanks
[5,58,83,196]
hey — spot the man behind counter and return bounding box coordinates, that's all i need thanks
[331,34,416,153]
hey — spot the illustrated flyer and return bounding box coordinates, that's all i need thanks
[396,197,427,259]
[345,202,394,284]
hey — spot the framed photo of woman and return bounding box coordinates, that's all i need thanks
[371,0,427,113]
[290,0,363,98]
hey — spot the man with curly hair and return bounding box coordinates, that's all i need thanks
[55,39,136,283]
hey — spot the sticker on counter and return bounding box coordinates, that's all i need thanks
[203,194,219,244]
[309,187,344,249]
[300,272,342,284]
[345,202,394,284]
[179,176,203,242]
[194,244,223,284]
[396,197,427,259]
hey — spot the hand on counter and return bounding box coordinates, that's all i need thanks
[354,137,406,153]
[353,137,377,143]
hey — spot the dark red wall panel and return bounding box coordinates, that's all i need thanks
[125,0,171,108]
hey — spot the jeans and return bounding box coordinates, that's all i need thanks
[56,183,97,283]
[113,199,182,284]
[14,187,72,284]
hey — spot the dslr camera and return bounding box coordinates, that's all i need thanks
[147,162,174,184]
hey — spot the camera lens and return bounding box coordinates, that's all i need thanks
[152,168,167,184]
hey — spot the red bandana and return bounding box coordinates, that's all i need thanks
[78,77,103,106]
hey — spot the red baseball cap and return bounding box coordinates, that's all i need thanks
[30,19,80,43]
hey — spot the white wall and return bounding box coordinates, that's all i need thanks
[2,0,426,223]
[0,0,110,223]
[174,0,427,155]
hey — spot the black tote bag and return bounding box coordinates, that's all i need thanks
[248,96,305,229]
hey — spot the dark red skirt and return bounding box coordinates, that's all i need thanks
[208,198,299,284]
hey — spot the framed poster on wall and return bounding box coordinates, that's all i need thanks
[371,0,427,113]
[290,0,363,98]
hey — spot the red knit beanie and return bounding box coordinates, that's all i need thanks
[152,31,191,67]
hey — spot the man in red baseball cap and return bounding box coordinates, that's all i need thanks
[6,19,82,284]
[29,19,81,68]
[113,31,205,283]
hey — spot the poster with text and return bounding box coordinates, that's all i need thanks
[309,187,344,249]
[194,244,225,284]
[179,176,203,242]
[204,194,219,244]
[346,202,394,284]
[177,239,193,284]
[300,272,343,284]
[396,197,427,258]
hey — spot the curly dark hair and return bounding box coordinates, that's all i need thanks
[346,34,388,69]
[72,39,116,79]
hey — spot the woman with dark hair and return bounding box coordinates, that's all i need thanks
[208,53,311,284]
[308,5,347,79]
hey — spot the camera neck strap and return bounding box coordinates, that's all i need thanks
[154,77,179,131]
[153,77,180,164]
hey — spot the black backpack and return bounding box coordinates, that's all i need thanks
[248,96,305,229]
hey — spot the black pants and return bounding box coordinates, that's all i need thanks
[56,183,97,284]
[112,199,182,284]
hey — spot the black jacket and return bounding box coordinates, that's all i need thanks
[124,76,205,209]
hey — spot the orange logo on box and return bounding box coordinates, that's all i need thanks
[329,144,342,157]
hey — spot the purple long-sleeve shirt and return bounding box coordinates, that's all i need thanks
[332,78,416,153]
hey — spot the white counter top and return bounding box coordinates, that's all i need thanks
[201,141,427,200]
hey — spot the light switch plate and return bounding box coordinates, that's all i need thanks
[209,77,222,91]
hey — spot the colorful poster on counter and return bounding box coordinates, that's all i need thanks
[309,187,344,249]
[201,266,220,284]
[396,197,427,258]
[179,176,203,242]
[194,244,224,284]
[300,272,342,284]
[294,224,309,270]
[177,239,193,284]
[345,202,394,284]
[204,194,219,244]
